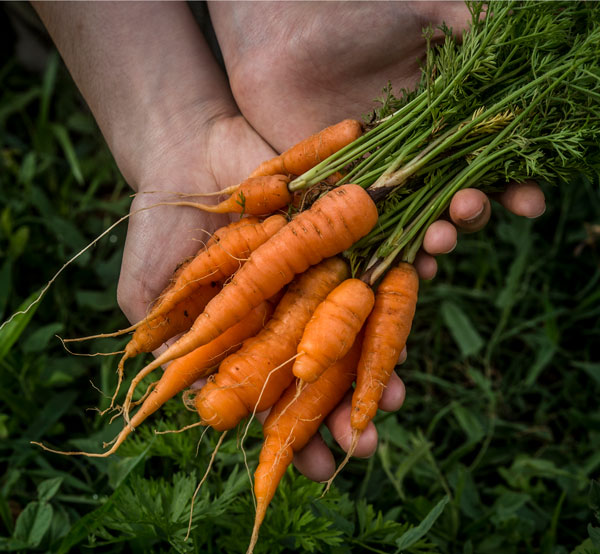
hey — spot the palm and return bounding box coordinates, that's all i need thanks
[209,1,471,150]
[117,114,275,323]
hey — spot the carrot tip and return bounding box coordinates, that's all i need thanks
[320,430,360,498]
[58,321,140,342]
[185,431,227,541]
[31,435,127,458]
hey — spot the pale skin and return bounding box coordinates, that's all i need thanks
[34,1,545,482]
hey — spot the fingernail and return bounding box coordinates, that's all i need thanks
[527,205,546,219]
[461,205,484,224]
[441,243,457,254]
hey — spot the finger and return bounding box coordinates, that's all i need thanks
[413,250,438,280]
[293,432,336,482]
[494,180,546,218]
[378,371,406,412]
[326,393,378,458]
[422,220,457,255]
[449,189,491,233]
[190,377,207,390]
[255,408,270,425]
[398,346,407,365]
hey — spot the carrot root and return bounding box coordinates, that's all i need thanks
[321,430,359,497]
[185,431,227,541]
[60,322,141,342]
[154,420,205,435]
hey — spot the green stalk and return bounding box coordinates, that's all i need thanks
[366,55,582,280]
[369,58,580,192]
[288,92,430,191]
[291,4,515,191]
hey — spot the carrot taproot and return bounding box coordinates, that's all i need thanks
[249,119,363,178]
[323,263,419,492]
[161,175,292,216]
[32,301,273,459]
[143,214,287,324]
[247,337,363,554]
[120,300,274,427]
[106,282,221,413]
[141,184,378,376]
[352,263,419,432]
[293,278,374,383]
[195,257,349,431]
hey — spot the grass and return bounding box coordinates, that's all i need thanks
[1,26,599,554]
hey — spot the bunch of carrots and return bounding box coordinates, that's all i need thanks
[38,120,419,552]
[32,1,600,552]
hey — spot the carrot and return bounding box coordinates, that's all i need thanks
[249,120,363,178]
[142,184,378,373]
[352,263,418,432]
[60,217,261,345]
[323,263,419,491]
[195,257,349,431]
[106,282,221,413]
[120,300,274,428]
[204,216,261,248]
[143,214,287,324]
[163,175,292,216]
[293,278,374,383]
[32,301,273,459]
[247,337,363,554]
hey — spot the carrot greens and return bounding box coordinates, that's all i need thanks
[289,1,600,281]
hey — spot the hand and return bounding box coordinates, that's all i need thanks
[208,1,546,285]
[208,1,546,481]
[116,112,275,324]
[415,181,546,279]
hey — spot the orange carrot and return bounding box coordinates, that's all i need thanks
[144,214,287,324]
[293,278,374,383]
[247,337,363,554]
[323,263,419,491]
[142,184,378,374]
[352,263,419,432]
[166,176,292,216]
[32,301,274,459]
[249,120,363,178]
[120,300,274,426]
[195,258,349,431]
[204,216,261,248]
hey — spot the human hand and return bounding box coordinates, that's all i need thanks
[116,112,275,324]
[209,1,546,283]
[415,181,546,279]
[207,1,546,480]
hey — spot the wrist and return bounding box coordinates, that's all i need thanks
[34,1,238,191]
[116,95,236,193]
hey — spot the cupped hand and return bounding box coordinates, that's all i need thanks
[206,1,547,480]
[116,112,276,324]
[209,1,546,286]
